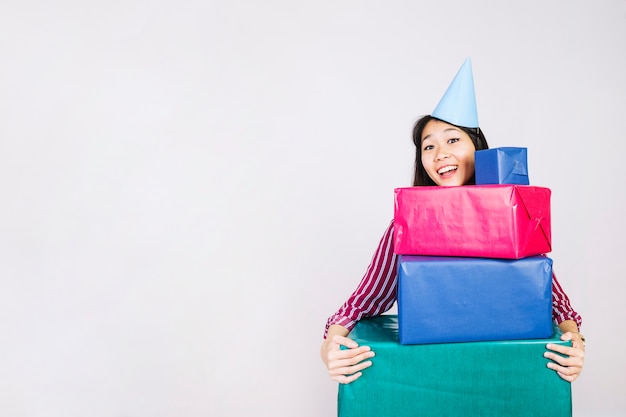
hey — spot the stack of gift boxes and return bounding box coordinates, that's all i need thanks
[338,147,573,417]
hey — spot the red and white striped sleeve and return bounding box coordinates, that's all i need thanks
[324,220,398,338]
[551,271,583,330]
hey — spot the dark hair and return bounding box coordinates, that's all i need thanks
[411,115,489,186]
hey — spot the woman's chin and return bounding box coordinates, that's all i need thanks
[436,177,465,187]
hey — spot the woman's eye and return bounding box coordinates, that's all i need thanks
[448,138,460,144]
[423,145,434,151]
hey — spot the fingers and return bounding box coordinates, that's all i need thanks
[333,370,365,384]
[322,336,375,384]
[544,338,585,382]
[545,342,584,365]
[328,346,375,380]
[321,335,359,365]
[548,362,582,382]
[545,343,578,357]
[328,346,375,369]
[544,358,583,382]
[329,354,374,384]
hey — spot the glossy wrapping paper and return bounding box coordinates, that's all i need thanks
[338,315,572,417]
[397,255,553,344]
[393,185,551,259]
[475,147,530,185]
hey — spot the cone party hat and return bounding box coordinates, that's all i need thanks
[432,57,479,128]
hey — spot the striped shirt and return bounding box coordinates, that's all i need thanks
[324,220,583,338]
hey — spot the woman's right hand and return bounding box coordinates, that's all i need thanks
[321,332,375,384]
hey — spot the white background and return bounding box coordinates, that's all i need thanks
[1,1,624,416]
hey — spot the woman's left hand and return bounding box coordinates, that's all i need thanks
[544,332,585,382]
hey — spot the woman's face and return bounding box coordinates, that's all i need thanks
[420,119,477,186]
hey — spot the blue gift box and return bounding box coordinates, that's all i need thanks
[475,147,529,185]
[397,255,553,344]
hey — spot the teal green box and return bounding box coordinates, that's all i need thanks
[338,315,571,417]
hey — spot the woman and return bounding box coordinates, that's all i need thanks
[320,114,585,384]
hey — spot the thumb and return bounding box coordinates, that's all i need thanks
[560,332,573,341]
[331,334,359,350]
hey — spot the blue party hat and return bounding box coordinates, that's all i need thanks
[431,57,479,128]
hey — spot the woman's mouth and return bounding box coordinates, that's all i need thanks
[438,165,458,176]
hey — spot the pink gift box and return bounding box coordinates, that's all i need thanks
[393,185,551,259]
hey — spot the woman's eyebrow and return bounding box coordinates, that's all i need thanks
[422,128,461,142]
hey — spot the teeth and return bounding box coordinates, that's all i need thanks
[438,166,457,175]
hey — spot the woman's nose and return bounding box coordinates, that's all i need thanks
[435,150,450,161]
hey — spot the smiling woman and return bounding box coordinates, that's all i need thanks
[319,58,585,387]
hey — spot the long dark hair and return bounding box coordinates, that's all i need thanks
[411,115,489,186]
